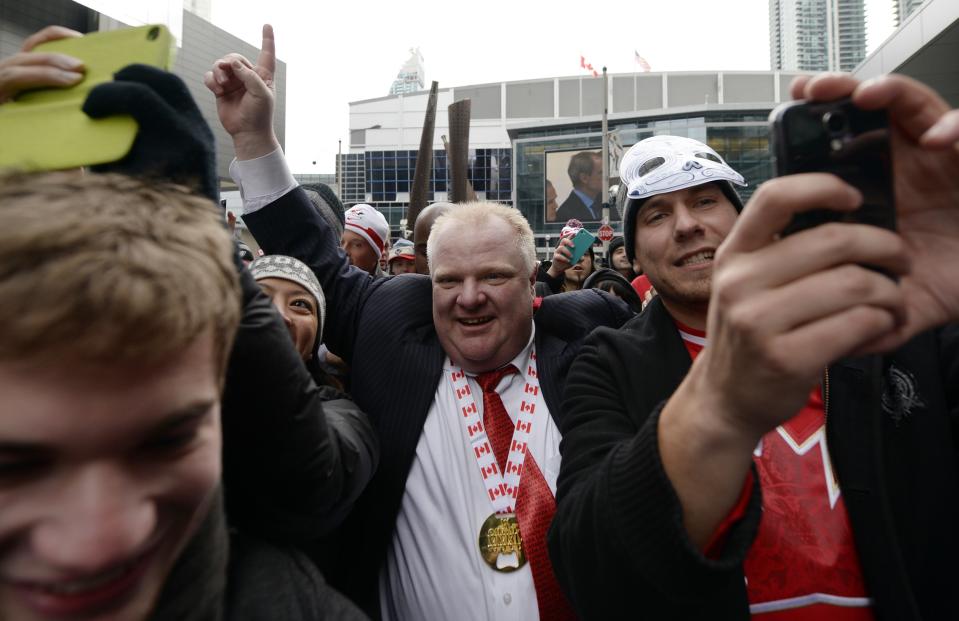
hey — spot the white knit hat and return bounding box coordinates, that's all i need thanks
[344,204,389,258]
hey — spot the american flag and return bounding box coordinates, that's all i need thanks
[635,51,652,72]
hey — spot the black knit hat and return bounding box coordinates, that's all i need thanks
[608,236,625,255]
[582,268,643,313]
[623,180,744,264]
[301,183,345,237]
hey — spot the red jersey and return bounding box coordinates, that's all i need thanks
[676,322,874,620]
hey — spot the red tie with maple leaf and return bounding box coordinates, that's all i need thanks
[477,366,576,621]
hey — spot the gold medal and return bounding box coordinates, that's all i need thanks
[478,513,526,572]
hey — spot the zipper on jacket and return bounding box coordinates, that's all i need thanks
[822,367,830,418]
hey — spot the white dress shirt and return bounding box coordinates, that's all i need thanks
[229,148,297,213]
[380,325,561,621]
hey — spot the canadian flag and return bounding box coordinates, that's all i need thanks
[508,462,523,475]
[516,420,531,433]
[580,55,601,78]
[512,440,528,453]
[456,385,471,399]
[467,421,484,437]
[523,384,539,396]
[475,443,491,458]
[462,403,477,417]
[527,366,538,378]
[451,370,465,381]
[520,401,535,414]
[481,464,498,479]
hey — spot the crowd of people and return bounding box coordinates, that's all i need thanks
[1,20,959,621]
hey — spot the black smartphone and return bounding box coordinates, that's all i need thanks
[769,98,895,235]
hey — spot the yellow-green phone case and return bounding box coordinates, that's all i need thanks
[0,24,175,172]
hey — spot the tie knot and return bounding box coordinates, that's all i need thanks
[476,364,519,393]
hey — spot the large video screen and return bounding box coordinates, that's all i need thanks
[544,148,605,224]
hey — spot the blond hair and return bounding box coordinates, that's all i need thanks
[0,171,240,374]
[427,202,536,274]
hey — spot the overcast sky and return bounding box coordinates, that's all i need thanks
[209,0,896,173]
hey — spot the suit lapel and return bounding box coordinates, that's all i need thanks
[389,323,446,456]
[534,328,568,427]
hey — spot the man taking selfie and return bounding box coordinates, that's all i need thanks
[549,73,959,620]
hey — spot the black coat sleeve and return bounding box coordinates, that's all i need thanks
[221,269,378,545]
[242,187,376,365]
[937,324,959,473]
[536,261,565,295]
[547,327,762,620]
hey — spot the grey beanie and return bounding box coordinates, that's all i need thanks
[249,254,326,340]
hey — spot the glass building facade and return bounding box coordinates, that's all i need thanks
[512,109,774,239]
[338,148,512,231]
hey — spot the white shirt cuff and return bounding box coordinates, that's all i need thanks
[229,147,298,215]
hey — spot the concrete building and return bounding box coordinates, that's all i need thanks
[855,0,957,107]
[0,0,286,183]
[769,0,866,72]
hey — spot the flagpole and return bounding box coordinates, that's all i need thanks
[601,66,609,257]
[336,139,342,199]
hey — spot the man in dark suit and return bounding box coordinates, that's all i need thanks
[556,151,620,222]
[205,25,633,620]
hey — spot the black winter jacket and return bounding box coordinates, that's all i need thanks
[149,270,376,620]
[548,296,959,620]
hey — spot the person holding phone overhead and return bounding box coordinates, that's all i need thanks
[536,220,597,296]
[549,74,959,620]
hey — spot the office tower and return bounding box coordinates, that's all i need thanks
[894,0,925,26]
[184,0,212,21]
[770,0,866,72]
[389,48,425,96]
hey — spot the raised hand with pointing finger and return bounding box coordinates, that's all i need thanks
[204,24,279,160]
